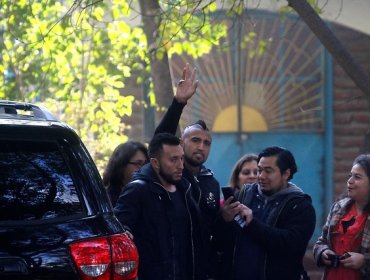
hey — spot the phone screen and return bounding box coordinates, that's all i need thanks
[222,187,235,202]
[222,187,246,227]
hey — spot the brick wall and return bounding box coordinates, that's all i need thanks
[332,23,370,199]
[305,22,370,280]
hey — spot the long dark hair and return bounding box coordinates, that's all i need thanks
[352,154,370,212]
[103,141,148,188]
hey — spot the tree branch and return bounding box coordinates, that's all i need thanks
[287,0,370,100]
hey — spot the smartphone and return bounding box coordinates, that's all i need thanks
[222,187,236,202]
[221,187,246,227]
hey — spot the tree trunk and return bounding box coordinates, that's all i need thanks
[287,0,370,152]
[138,0,174,137]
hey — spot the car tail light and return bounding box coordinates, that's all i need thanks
[69,233,139,280]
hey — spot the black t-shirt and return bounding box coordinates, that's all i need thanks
[168,190,190,280]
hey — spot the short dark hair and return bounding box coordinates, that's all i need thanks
[149,133,181,158]
[258,146,297,180]
[183,120,209,137]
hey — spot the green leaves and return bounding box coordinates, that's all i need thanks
[0,0,256,172]
[0,0,143,171]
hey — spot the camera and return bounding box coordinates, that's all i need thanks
[327,254,340,268]
[327,252,350,268]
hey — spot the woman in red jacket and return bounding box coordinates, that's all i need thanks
[314,154,370,280]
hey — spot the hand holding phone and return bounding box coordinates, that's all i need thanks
[222,187,236,202]
[221,187,246,227]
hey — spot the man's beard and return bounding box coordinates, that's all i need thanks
[184,154,204,168]
[261,189,273,196]
[159,169,181,185]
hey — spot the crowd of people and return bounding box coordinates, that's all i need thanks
[102,63,370,280]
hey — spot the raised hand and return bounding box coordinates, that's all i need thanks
[175,63,199,104]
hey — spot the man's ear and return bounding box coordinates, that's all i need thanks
[283,168,291,181]
[150,157,159,170]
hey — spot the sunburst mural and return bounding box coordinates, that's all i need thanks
[170,10,326,133]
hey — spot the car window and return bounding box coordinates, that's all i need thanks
[0,140,83,221]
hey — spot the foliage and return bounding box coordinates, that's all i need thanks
[0,0,251,172]
[0,0,145,171]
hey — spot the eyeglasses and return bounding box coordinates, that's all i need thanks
[128,161,146,168]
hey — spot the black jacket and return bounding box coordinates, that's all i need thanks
[155,98,220,223]
[218,183,316,280]
[114,163,207,280]
[155,98,221,277]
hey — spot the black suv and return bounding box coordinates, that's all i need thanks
[0,101,139,279]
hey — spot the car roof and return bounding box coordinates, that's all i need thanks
[0,100,58,122]
[0,100,77,131]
